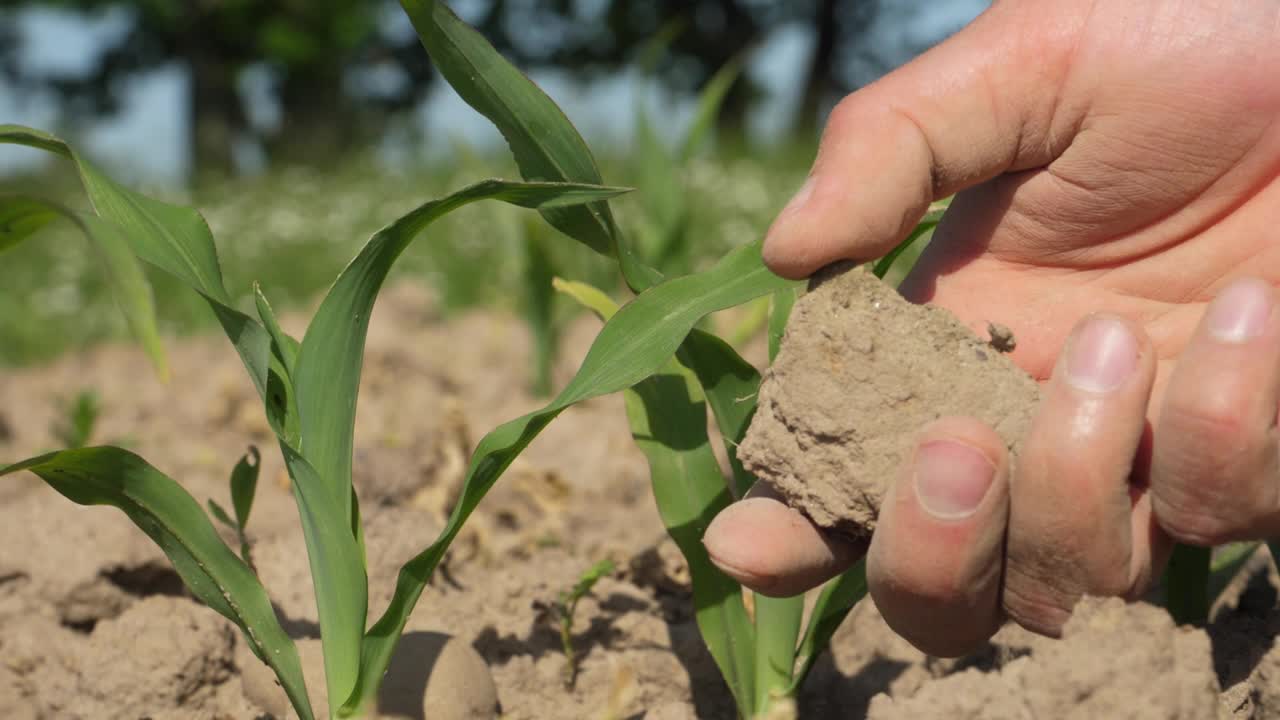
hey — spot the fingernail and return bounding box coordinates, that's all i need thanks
[1064,315,1138,393]
[914,440,996,519]
[1206,279,1274,343]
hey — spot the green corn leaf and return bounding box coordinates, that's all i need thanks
[230,446,260,530]
[625,364,757,712]
[0,195,167,379]
[523,228,558,396]
[872,202,948,281]
[676,330,762,499]
[398,0,661,292]
[555,276,770,708]
[634,16,687,75]
[551,277,618,321]
[255,284,300,373]
[346,240,787,714]
[0,194,60,252]
[278,444,368,713]
[1208,542,1260,604]
[253,287,302,448]
[293,179,631,524]
[207,498,235,528]
[632,103,686,268]
[754,592,803,711]
[677,310,808,713]
[557,269,805,716]
[3,126,631,718]
[287,179,624,714]
[0,127,349,716]
[0,125,271,399]
[679,56,743,163]
[1,448,315,720]
[791,561,868,692]
[769,286,800,363]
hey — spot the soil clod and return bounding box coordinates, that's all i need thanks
[739,263,1041,539]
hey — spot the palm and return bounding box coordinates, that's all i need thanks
[900,0,1280,405]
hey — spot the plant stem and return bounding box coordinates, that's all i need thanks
[752,592,803,715]
[1165,543,1211,625]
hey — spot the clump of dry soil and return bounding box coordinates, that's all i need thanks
[739,262,1041,539]
[2,281,1280,718]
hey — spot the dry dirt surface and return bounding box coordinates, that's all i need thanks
[2,282,1280,718]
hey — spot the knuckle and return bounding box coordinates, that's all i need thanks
[1001,564,1075,638]
[869,550,967,608]
[1154,399,1273,544]
[824,95,864,138]
[1163,391,1253,452]
[1152,496,1238,546]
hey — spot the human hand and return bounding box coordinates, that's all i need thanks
[704,0,1280,655]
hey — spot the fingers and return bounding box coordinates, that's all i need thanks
[762,3,1088,279]
[704,494,863,598]
[1152,278,1280,545]
[1003,314,1160,637]
[867,417,1011,657]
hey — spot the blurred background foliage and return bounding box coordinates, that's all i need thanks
[0,0,984,373]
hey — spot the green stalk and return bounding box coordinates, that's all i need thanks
[752,593,803,716]
[1165,543,1211,625]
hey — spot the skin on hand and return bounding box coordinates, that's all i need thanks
[704,0,1280,656]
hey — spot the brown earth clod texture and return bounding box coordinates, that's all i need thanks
[739,262,1043,539]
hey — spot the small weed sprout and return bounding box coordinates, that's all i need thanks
[52,389,100,449]
[207,447,262,574]
[536,558,616,689]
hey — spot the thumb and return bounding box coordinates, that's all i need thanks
[764,2,1086,279]
[866,417,1011,657]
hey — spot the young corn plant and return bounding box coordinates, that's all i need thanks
[386,3,907,715]
[0,121,627,718]
[1,4,1239,719]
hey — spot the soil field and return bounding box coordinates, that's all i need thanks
[3,283,1280,719]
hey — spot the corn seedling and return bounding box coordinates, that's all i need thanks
[1,123,625,718]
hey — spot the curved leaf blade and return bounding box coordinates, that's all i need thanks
[1,448,315,720]
[278,444,368,713]
[397,0,660,291]
[791,561,868,692]
[230,446,261,529]
[625,366,757,711]
[0,195,59,253]
[679,56,743,163]
[0,125,271,397]
[0,195,168,379]
[346,240,788,712]
[293,180,630,520]
[676,330,762,499]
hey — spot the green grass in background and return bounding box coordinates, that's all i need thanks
[0,141,813,367]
